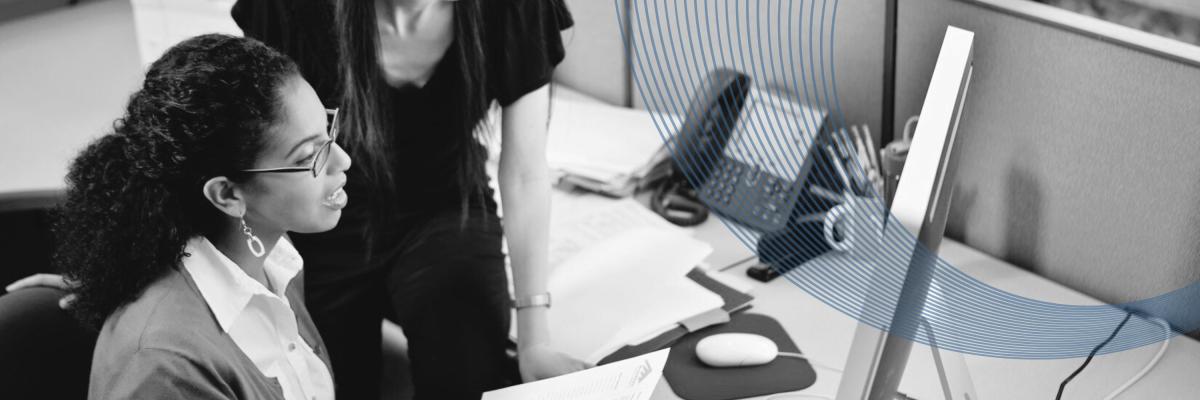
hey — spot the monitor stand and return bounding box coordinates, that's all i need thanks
[923,318,978,400]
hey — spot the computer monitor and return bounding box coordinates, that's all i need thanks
[835,26,975,400]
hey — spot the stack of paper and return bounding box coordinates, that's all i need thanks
[546,99,682,196]
[547,198,724,363]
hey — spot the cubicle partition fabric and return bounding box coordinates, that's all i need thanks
[896,0,1200,321]
[622,0,886,141]
[0,0,71,23]
[555,0,630,106]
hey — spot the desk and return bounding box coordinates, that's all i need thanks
[643,213,1200,399]
[545,84,1200,399]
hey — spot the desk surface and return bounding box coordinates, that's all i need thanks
[553,76,1200,400]
[652,216,1200,400]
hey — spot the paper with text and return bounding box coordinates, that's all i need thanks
[482,349,670,400]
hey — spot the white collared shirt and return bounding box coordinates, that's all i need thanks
[182,236,334,400]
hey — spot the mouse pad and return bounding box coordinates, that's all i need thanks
[665,313,817,400]
[595,313,819,399]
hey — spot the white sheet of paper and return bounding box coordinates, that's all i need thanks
[482,349,670,400]
[550,226,720,363]
[548,197,684,267]
[541,196,722,363]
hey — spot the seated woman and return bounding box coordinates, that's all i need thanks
[56,34,350,400]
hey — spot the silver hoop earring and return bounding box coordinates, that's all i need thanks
[241,218,266,257]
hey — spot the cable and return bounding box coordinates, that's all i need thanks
[1102,316,1172,400]
[760,353,841,400]
[1056,312,1132,400]
[766,394,834,400]
[778,351,844,374]
[649,177,709,227]
[716,254,760,272]
[766,355,838,400]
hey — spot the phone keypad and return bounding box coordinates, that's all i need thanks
[700,161,794,231]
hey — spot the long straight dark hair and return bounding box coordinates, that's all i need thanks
[335,0,491,237]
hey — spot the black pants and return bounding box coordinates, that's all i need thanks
[298,210,517,400]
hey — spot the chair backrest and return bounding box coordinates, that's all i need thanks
[0,287,96,399]
[0,207,58,289]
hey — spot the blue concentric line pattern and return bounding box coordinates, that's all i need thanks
[616,0,1196,359]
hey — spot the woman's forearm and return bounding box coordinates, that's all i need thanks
[500,167,552,347]
[498,85,554,347]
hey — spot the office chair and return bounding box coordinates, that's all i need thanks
[0,286,97,399]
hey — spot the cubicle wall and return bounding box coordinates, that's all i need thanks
[895,0,1200,317]
[556,0,629,106]
[619,0,885,143]
[0,0,143,284]
[0,0,70,23]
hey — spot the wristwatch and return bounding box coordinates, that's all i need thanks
[514,292,551,310]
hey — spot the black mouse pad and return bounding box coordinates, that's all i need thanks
[666,313,817,400]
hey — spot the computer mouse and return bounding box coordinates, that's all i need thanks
[694,333,779,367]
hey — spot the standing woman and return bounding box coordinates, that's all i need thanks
[232,0,584,399]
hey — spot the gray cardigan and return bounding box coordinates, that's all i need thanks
[88,267,332,399]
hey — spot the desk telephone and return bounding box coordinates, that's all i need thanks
[661,69,847,234]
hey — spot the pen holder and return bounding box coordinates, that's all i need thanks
[882,116,917,205]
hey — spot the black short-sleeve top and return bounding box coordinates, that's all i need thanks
[233,0,573,106]
[231,0,572,238]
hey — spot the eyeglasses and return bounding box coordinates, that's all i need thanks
[240,108,340,178]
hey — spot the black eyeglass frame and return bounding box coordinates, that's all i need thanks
[239,108,340,178]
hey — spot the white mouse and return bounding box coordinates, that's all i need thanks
[694,333,779,367]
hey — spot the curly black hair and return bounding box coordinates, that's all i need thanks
[55,34,300,328]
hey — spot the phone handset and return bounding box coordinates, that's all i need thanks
[666,69,752,186]
[647,69,752,227]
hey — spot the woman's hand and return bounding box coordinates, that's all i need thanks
[518,343,592,382]
[5,273,77,309]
